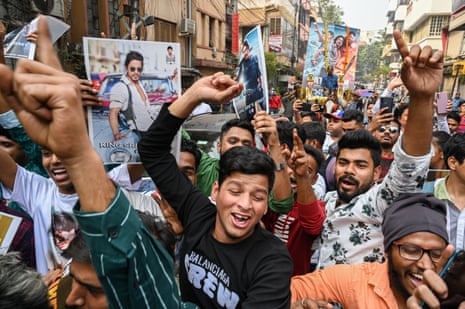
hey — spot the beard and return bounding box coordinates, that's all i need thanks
[388,251,411,302]
[336,174,373,203]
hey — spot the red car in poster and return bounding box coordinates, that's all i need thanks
[95,73,178,108]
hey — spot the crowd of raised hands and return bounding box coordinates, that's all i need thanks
[0,14,464,309]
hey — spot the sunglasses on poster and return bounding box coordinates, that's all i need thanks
[378,126,399,134]
[129,67,143,73]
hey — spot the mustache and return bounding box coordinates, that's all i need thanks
[338,174,360,186]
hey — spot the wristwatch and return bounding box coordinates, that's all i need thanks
[275,162,286,171]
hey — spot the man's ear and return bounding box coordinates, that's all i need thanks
[373,165,382,184]
[211,181,219,202]
[448,156,457,171]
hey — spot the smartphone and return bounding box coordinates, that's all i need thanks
[422,250,465,309]
[301,102,312,112]
[436,92,448,115]
[380,97,394,114]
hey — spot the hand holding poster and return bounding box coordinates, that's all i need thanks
[233,26,268,121]
[2,16,69,68]
[83,38,182,164]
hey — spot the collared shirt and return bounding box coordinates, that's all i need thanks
[317,136,431,269]
[321,74,338,91]
[291,262,398,309]
[434,177,465,250]
[74,187,199,309]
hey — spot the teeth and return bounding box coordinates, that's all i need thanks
[233,214,249,221]
[52,168,67,174]
[411,273,423,281]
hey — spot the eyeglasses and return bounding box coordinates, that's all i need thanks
[129,67,143,73]
[378,126,399,134]
[393,241,444,262]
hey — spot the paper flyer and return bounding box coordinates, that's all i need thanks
[233,26,268,121]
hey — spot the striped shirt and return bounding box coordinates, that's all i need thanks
[74,188,198,308]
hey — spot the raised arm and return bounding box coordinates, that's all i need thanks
[1,17,114,213]
[393,29,443,156]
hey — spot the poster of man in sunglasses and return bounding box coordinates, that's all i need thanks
[83,38,181,164]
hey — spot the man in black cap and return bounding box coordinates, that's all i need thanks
[289,193,457,309]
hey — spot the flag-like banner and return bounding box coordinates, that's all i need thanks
[303,22,360,86]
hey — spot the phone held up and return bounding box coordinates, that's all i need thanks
[436,92,449,115]
[422,249,465,309]
[380,97,394,114]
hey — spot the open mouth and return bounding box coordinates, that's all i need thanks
[408,272,423,288]
[339,175,358,190]
[232,213,250,228]
[51,168,69,181]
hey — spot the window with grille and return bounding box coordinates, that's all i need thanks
[270,17,281,35]
[429,16,448,36]
[153,19,177,42]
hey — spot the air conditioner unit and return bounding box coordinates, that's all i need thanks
[180,18,195,35]
[31,0,64,18]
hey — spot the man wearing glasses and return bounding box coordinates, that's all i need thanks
[109,51,157,141]
[315,30,442,270]
[372,119,401,182]
[290,193,457,309]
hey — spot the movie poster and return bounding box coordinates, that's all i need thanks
[303,23,360,86]
[3,16,69,68]
[233,26,269,121]
[83,38,181,164]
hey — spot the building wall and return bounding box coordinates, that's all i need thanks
[193,0,229,75]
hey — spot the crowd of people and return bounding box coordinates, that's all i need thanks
[1,15,465,309]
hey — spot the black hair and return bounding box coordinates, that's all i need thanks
[394,103,409,121]
[0,125,12,140]
[302,121,326,148]
[300,111,319,121]
[124,50,144,67]
[276,121,306,152]
[181,138,201,169]
[219,146,275,192]
[443,133,465,169]
[220,118,255,140]
[342,109,364,125]
[303,145,325,170]
[447,111,461,123]
[62,231,91,264]
[432,130,450,153]
[337,129,382,167]
[137,211,177,258]
[334,35,344,44]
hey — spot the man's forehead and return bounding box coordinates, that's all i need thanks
[222,127,252,139]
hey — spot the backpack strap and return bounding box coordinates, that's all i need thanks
[117,80,138,131]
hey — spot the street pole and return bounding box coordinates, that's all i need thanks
[291,0,301,74]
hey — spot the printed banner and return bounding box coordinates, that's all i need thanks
[233,26,268,121]
[269,34,282,53]
[83,38,181,164]
[3,15,69,68]
[303,23,360,86]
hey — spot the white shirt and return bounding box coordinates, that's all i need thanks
[316,136,432,269]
